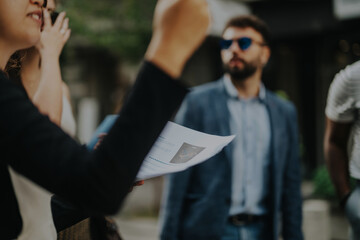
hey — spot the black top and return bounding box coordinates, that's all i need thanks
[0,61,187,239]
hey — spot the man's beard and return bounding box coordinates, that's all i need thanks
[223,60,257,82]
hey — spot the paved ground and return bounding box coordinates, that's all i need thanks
[330,210,349,240]
[116,213,349,240]
[115,218,159,240]
[114,181,350,240]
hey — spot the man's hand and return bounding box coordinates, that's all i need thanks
[146,0,211,78]
[94,133,107,150]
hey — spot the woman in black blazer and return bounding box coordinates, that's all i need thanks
[0,0,210,238]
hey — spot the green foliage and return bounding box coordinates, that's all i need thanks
[60,0,157,61]
[312,165,356,200]
[312,166,336,199]
[275,90,290,100]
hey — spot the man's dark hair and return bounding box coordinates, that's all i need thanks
[223,15,271,46]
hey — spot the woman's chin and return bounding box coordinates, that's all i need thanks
[20,34,40,50]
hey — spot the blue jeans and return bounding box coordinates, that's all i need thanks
[345,184,360,240]
[221,220,265,240]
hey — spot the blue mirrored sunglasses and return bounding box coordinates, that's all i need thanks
[220,37,261,51]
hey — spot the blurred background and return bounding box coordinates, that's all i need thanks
[57,0,360,239]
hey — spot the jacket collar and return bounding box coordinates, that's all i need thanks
[222,75,266,102]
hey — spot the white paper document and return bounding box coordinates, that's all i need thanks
[136,122,235,180]
[88,116,234,180]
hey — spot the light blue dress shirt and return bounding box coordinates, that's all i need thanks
[223,76,271,216]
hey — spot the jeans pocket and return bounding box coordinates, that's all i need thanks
[344,189,360,225]
[344,187,360,240]
[345,191,353,219]
[344,191,355,215]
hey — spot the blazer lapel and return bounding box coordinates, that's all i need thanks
[212,79,232,163]
[265,92,287,190]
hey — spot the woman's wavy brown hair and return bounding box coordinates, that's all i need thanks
[5,50,27,86]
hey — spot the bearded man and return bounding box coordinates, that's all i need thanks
[160,15,303,240]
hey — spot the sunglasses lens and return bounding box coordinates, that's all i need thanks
[238,37,252,50]
[220,39,233,49]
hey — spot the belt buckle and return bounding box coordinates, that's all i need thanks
[230,216,246,226]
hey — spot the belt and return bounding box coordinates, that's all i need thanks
[228,214,264,226]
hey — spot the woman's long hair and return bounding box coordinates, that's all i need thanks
[5,51,26,86]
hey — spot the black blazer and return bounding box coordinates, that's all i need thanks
[0,62,187,239]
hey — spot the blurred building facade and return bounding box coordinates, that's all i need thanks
[54,1,359,238]
[181,0,360,177]
[60,0,360,174]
